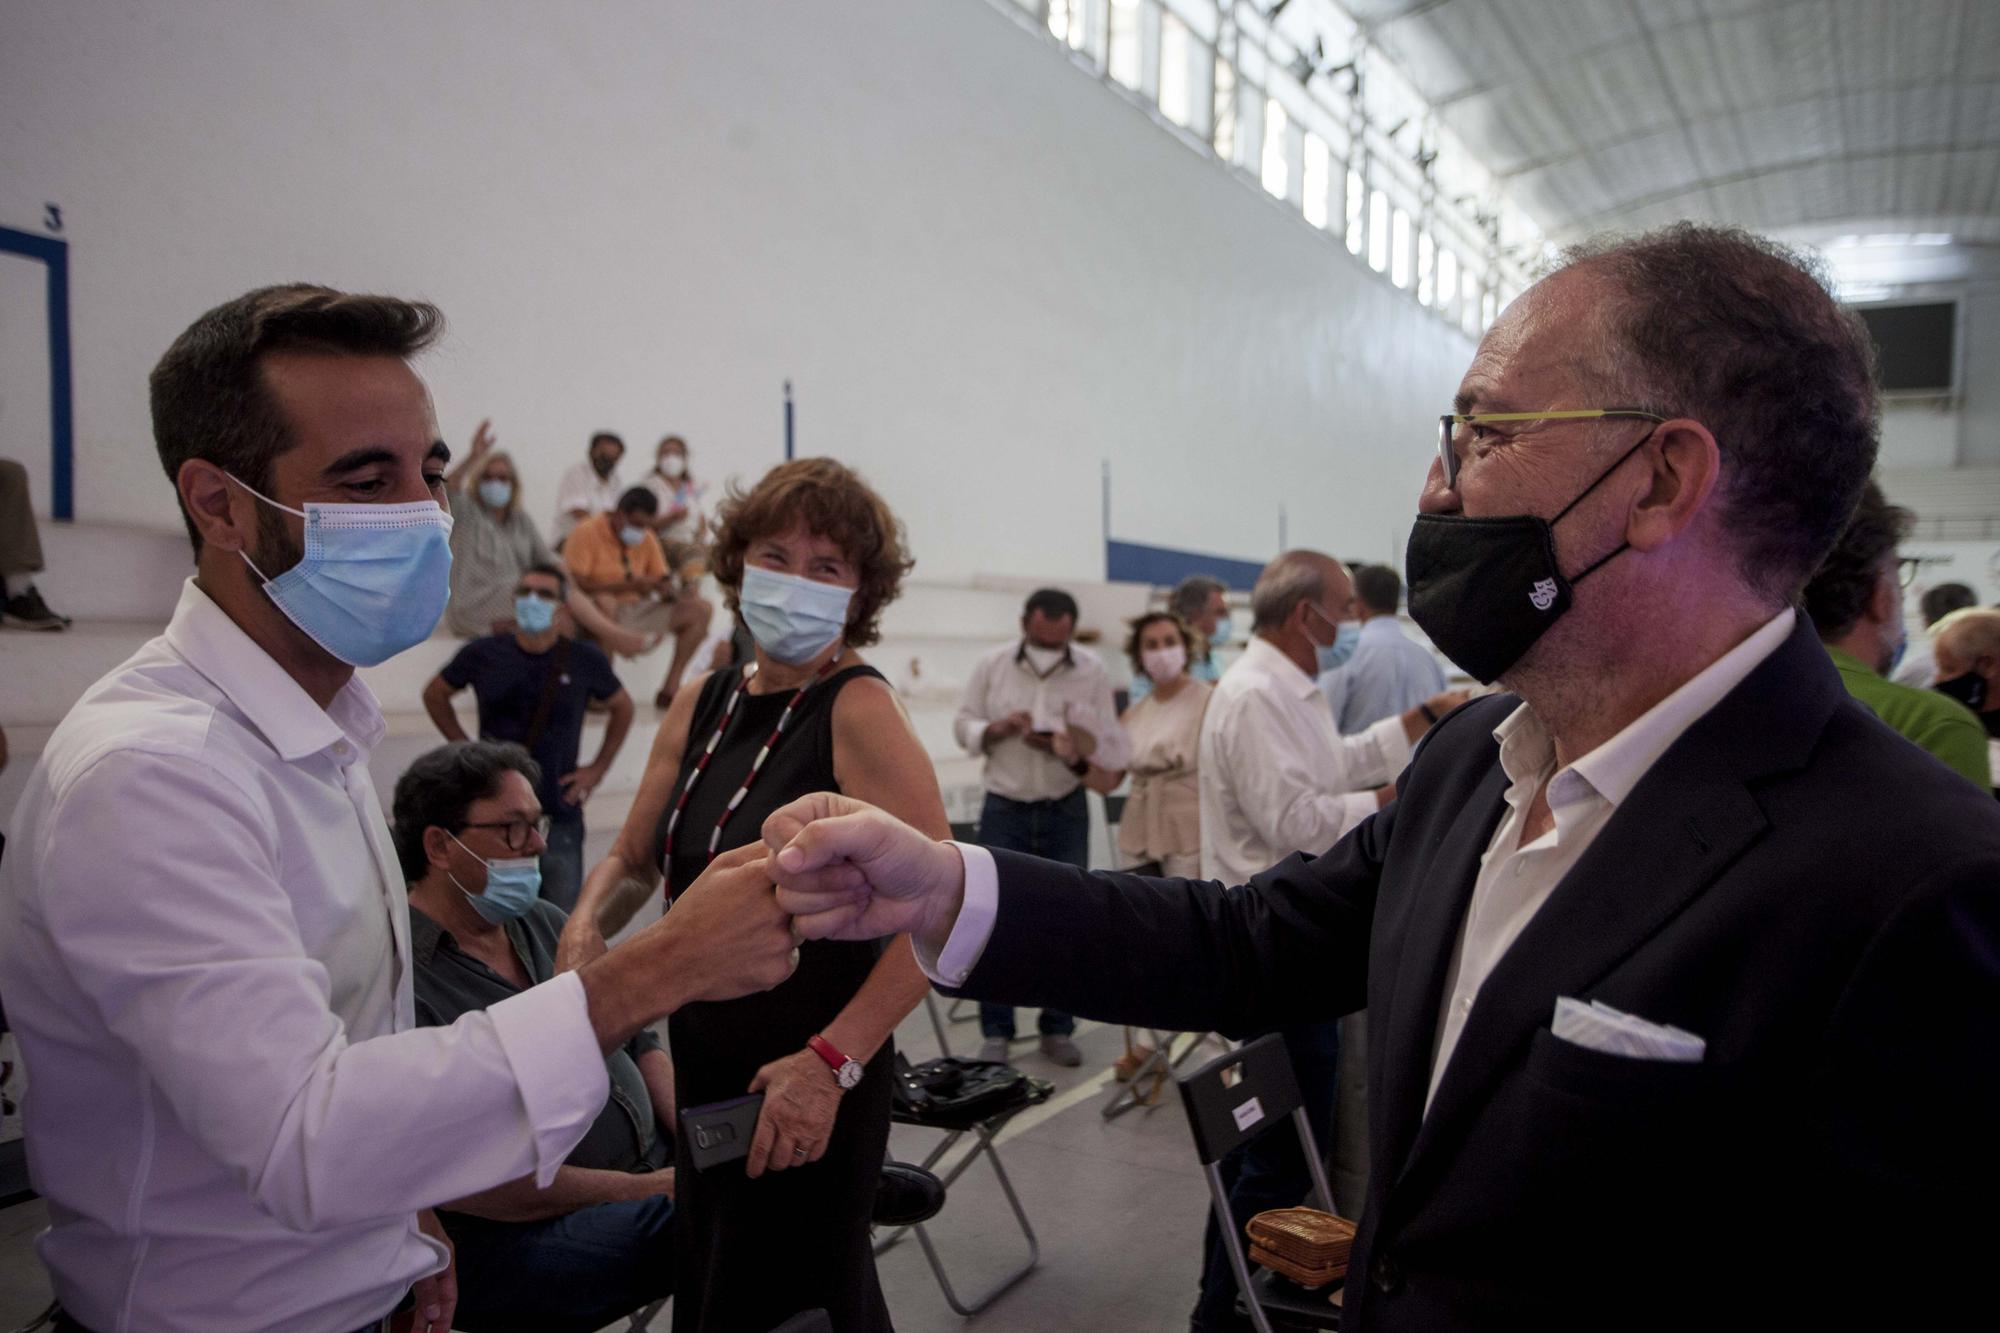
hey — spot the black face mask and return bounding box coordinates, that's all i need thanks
[1935,670,1987,714]
[1405,433,1652,685]
[591,454,617,479]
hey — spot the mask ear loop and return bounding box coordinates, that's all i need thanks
[223,472,305,586]
[1551,427,1660,587]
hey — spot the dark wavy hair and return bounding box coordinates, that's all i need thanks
[390,742,541,883]
[1125,611,1195,676]
[1803,480,1910,640]
[708,457,914,649]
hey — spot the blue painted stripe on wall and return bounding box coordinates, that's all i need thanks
[0,226,73,521]
[1105,539,1264,591]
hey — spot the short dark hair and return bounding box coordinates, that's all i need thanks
[1169,575,1227,623]
[1125,611,1194,675]
[1803,480,1910,640]
[1561,223,1879,603]
[617,486,660,517]
[519,562,567,599]
[1352,564,1402,615]
[1023,588,1079,623]
[590,432,625,453]
[708,457,915,649]
[149,284,444,553]
[1921,582,1977,627]
[390,741,542,883]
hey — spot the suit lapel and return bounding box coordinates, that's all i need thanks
[1389,615,1844,1188]
[1373,754,1511,1183]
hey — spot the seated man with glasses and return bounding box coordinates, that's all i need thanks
[423,563,634,912]
[392,741,676,1333]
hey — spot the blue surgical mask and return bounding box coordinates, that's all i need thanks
[1210,614,1234,646]
[514,593,559,634]
[739,564,853,665]
[1309,606,1362,674]
[447,831,542,922]
[230,475,453,667]
[620,524,647,547]
[477,478,513,509]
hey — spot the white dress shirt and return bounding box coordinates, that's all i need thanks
[926,611,1798,1106]
[0,580,609,1333]
[1198,635,1412,883]
[553,459,622,542]
[953,640,1131,803]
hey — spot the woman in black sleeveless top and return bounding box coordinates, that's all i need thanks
[562,460,947,1333]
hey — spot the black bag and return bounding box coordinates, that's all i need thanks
[893,1053,1041,1122]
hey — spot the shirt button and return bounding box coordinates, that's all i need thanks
[1457,995,1473,1014]
[333,741,352,759]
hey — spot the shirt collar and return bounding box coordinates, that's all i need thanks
[1493,606,1797,810]
[1359,616,1402,641]
[1823,643,1877,683]
[1014,639,1075,673]
[408,904,449,967]
[1244,633,1320,699]
[163,577,387,762]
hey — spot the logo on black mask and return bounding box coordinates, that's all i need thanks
[1529,578,1559,611]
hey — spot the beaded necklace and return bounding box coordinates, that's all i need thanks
[660,651,845,898]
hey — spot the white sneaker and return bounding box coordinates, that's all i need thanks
[1039,1034,1083,1067]
[977,1037,1011,1064]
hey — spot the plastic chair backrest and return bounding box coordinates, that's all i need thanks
[1175,1033,1303,1166]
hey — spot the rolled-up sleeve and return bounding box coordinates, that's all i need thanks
[39,751,608,1230]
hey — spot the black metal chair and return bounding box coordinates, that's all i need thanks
[1176,1034,1344,1332]
[874,1060,1053,1316]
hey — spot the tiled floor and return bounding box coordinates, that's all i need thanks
[0,1008,1216,1331]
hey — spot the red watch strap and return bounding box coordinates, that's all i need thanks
[807,1034,849,1071]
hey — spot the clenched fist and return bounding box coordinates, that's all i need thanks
[762,793,967,953]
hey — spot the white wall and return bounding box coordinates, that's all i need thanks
[0,0,1473,584]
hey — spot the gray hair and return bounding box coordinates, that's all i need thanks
[1251,551,1333,632]
[1556,223,1878,604]
[1170,574,1227,623]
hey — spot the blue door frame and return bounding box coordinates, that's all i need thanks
[1,226,73,520]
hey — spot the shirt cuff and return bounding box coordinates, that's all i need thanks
[1368,711,1414,775]
[1340,790,1380,830]
[484,970,612,1187]
[916,842,999,988]
[961,721,991,758]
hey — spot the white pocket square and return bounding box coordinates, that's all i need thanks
[1551,997,1705,1063]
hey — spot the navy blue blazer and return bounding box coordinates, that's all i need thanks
[954,615,2000,1329]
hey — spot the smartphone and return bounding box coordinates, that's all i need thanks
[680,1092,764,1172]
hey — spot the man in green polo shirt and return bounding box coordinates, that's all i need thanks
[1803,480,1990,789]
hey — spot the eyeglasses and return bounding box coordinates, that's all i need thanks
[1437,409,1666,490]
[459,814,553,854]
[1899,556,1922,589]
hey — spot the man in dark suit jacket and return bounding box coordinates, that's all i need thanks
[763,226,2000,1330]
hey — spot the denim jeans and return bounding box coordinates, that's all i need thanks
[974,789,1088,1039]
[539,818,586,914]
[441,1194,674,1333]
[1190,1020,1342,1332]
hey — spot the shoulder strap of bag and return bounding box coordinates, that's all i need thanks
[524,636,574,753]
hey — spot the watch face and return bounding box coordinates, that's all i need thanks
[836,1059,864,1090]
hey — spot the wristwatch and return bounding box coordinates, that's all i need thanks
[806,1034,864,1090]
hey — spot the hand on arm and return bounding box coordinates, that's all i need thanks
[444,1161,676,1222]
[392,1210,456,1333]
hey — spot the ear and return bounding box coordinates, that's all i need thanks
[422,825,456,876]
[178,459,255,554]
[1625,420,1722,553]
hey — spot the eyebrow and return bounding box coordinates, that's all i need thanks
[321,439,450,478]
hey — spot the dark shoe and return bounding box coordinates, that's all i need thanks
[1039,1034,1083,1067]
[873,1161,946,1227]
[2,587,67,631]
[977,1037,1011,1064]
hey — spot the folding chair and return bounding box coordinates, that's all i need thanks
[874,1064,1053,1315]
[1176,1034,1344,1333]
[1102,1028,1231,1120]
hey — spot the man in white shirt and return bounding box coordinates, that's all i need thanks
[952,587,1129,1066]
[1320,564,1449,735]
[552,431,625,544]
[759,226,2000,1330]
[0,285,797,1333]
[1193,549,1458,1329]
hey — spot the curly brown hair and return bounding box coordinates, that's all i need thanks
[709,457,914,649]
[1125,611,1195,676]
